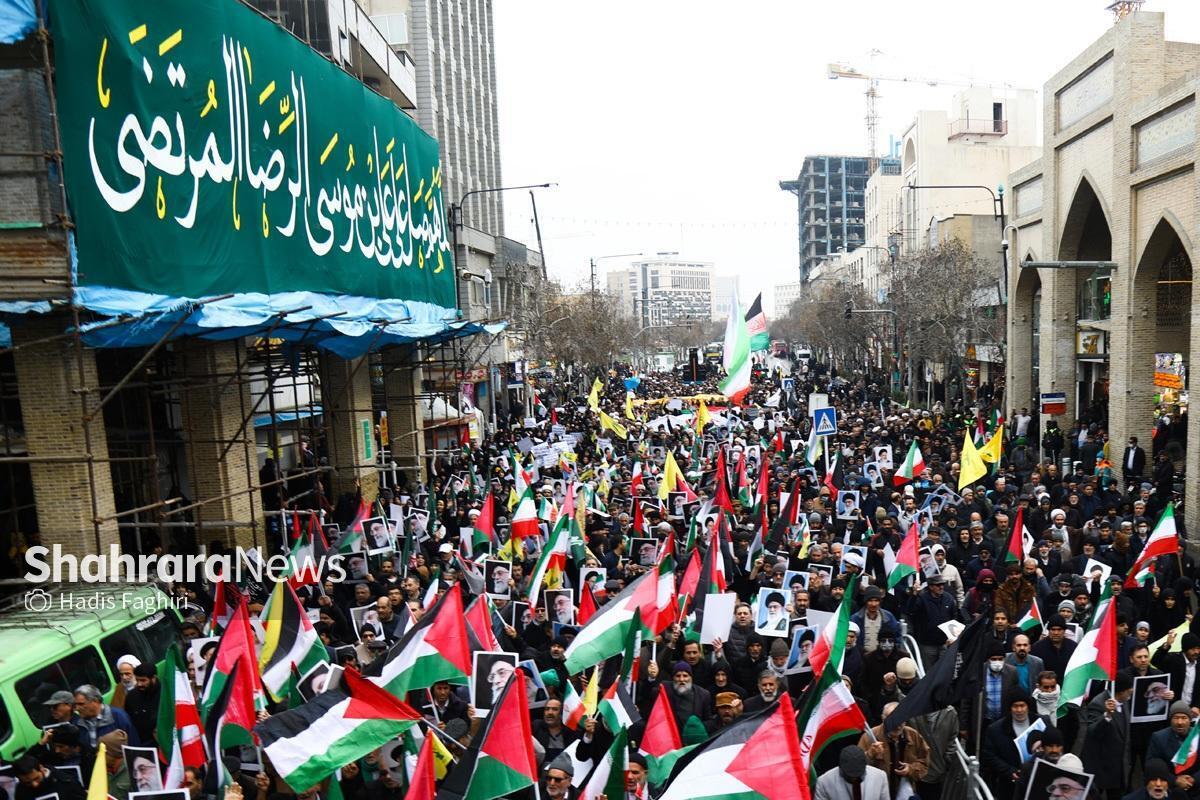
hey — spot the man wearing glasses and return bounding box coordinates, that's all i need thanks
[541,752,575,800]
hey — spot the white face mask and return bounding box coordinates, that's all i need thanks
[988,660,1004,673]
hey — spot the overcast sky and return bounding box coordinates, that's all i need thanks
[492,1,1200,313]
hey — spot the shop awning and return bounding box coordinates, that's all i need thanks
[253,406,324,428]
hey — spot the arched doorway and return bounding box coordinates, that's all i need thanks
[1011,260,1042,416]
[1134,218,1192,466]
[1059,177,1112,428]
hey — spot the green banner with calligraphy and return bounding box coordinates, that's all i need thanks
[50,0,455,308]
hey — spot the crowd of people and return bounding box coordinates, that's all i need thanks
[5,356,1199,800]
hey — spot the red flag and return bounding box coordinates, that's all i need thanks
[640,685,682,759]
[713,447,734,513]
[404,731,437,800]
[578,581,597,625]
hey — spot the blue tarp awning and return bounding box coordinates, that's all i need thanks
[253,406,323,428]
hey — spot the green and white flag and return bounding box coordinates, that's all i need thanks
[581,726,629,800]
[719,287,752,403]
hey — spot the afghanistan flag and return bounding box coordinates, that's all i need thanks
[436,671,538,800]
[744,292,769,352]
[657,695,806,800]
[199,597,264,747]
[259,580,328,702]
[365,584,471,697]
[256,667,421,792]
[719,287,752,403]
[157,646,206,789]
[1125,503,1179,588]
[893,440,925,486]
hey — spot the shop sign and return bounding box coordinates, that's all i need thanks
[1154,352,1185,389]
[1077,331,1106,356]
[1041,392,1067,415]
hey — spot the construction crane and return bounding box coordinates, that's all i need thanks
[827,57,1029,159]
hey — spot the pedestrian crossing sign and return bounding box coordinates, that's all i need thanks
[812,406,837,436]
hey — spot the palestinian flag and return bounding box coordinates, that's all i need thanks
[597,679,641,733]
[1016,601,1043,634]
[406,733,437,800]
[1005,507,1034,564]
[678,550,702,602]
[754,459,769,516]
[533,390,548,417]
[765,478,799,554]
[201,661,239,795]
[256,667,421,792]
[808,575,857,680]
[365,584,471,697]
[438,671,538,800]
[893,440,925,486]
[657,694,806,800]
[565,569,671,673]
[528,485,572,608]
[1125,504,1179,588]
[510,486,540,541]
[472,492,497,553]
[259,581,328,702]
[719,287,752,404]
[563,669,599,730]
[823,453,843,501]
[1059,583,1117,712]
[713,448,735,513]
[744,292,769,352]
[641,685,684,784]
[463,595,502,652]
[796,669,868,789]
[887,523,920,589]
[582,726,630,800]
[157,646,206,789]
[199,598,264,747]
[1175,716,1200,774]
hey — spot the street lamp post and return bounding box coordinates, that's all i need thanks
[448,183,555,317]
[589,252,643,311]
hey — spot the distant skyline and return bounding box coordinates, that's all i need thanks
[492,1,1200,312]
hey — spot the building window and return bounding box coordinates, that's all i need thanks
[1077,266,1111,322]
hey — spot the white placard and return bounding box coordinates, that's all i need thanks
[699,592,738,645]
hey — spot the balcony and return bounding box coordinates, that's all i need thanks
[948,117,1008,139]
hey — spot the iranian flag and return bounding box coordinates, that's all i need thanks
[744,293,769,352]
[719,287,752,404]
[564,568,672,673]
[808,575,857,680]
[1175,717,1200,774]
[657,694,807,800]
[582,727,630,800]
[893,440,925,486]
[366,584,471,698]
[563,669,600,730]
[641,685,684,784]
[887,523,920,589]
[510,486,540,540]
[631,460,644,497]
[157,647,206,789]
[199,598,265,747]
[256,668,421,792]
[1059,583,1118,712]
[1016,600,1044,634]
[1005,508,1035,565]
[527,484,572,608]
[438,672,538,800]
[796,671,868,791]
[1125,503,1179,589]
[472,492,497,553]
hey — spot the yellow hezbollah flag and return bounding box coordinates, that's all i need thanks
[625,392,635,420]
[978,424,1005,464]
[695,399,712,432]
[659,451,685,500]
[587,378,603,410]
[87,743,108,800]
[429,729,454,779]
[959,431,988,490]
[599,410,629,440]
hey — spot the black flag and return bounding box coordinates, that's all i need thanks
[883,614,991,734]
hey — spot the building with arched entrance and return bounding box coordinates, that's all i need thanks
[1005,10,1200,514]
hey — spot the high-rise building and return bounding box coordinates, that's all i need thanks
[773,282,803,319]
[710,276,740,322]
[607,258,714,329]
[779,155,871,282]
[357,0,504,236]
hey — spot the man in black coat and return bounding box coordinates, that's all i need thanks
[1152,631,1200,711]
[1082,671,1133,799]
[1031,614,1078,684]
[1122,436,1147,488]
[982,690,1054,800]
[645,660,712,733]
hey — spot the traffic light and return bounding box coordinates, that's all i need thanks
[844,301,853,320]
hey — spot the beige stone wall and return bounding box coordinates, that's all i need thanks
[382,346,426,486]
[178,340,262,549]
[11,315,118,553]
[321,354,380,503]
